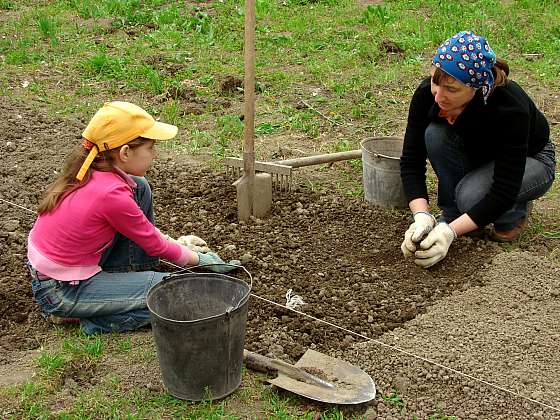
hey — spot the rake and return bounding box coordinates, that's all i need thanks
[225,149,362,191]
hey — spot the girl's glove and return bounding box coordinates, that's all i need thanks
[414,223,456,268]
[197,252,241,274]
[401,211,437,257]
[177,235,211,253]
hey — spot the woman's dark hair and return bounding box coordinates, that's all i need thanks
[37,137,147,214]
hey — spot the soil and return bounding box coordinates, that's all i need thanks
[1,95,559,419]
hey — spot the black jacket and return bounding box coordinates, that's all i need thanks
[400,77,550,227]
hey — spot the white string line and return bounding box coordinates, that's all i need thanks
[3,198,559,413]
[249,294,559,413]
[161,260,559,413]
[0,198,36,214]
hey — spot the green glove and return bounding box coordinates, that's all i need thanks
[197,252,241,274]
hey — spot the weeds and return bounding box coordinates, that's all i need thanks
[382,387,405,412]
[37,353,66,377]
[0,0,15,10]
[362,4,393,27]
[37,13,59,45]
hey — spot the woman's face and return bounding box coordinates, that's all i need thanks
[430,66,476,111]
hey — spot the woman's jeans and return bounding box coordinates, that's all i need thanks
[425,122,556,230]
[29,177,170,335]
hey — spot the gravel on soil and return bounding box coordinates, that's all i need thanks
[1,96,559,419]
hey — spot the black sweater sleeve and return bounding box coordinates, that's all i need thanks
[465,95,530,226]
[400,78,433,203]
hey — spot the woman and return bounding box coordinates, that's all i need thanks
[400,30,556,268]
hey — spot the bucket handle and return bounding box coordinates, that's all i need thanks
[371,152,400,161]
[167,264,253,312]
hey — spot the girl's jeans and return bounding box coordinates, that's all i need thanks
[425,122,556,230]
[29,177,170,335]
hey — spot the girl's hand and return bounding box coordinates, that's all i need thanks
[177,235,211,253]
[197,252,241,273]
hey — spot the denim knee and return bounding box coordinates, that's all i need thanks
[425,123,450,161]
[455,186,482,213]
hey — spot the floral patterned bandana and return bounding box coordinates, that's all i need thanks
[432,30,497,103]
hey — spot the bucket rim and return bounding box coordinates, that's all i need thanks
[146,271,252,325]
[360,136,403,161]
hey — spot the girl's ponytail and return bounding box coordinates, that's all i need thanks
[37,137,146,214]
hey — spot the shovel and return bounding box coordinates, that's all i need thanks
[244,349,376,405]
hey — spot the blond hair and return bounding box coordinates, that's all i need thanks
[37,137,146,214]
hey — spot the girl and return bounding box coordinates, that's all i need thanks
[27,101,239,334]
[400,31,556,268]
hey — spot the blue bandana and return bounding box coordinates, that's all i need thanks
[432,30,497,102]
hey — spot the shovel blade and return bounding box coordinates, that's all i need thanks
[270,349,376,405]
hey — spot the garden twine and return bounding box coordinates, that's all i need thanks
[1,196,558,414]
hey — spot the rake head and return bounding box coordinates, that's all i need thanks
[224,157,293,191]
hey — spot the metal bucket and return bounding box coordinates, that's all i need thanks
[361,137,408,208]
[147,269,251,401]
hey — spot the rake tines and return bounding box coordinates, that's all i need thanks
[224,157,293,191]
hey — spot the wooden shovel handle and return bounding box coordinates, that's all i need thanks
[243,350,335,389]
[243,0,256,177]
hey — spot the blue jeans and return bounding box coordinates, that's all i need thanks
[425,122,556,229]
[29,176,171,335]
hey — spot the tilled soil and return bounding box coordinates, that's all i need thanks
[1,96,559,419]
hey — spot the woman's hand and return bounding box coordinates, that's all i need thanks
[401,211,437,257]
[413,223,457,268]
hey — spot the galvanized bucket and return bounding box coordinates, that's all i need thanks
[361,137,408,208]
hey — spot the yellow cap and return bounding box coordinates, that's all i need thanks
[76,101,178,181]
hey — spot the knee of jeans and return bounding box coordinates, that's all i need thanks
[455,181,485,213]
[425,123,449,160]
[83,313,150,335]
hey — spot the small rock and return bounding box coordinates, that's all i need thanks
[223,244,236,251]
[394,375,410,394]
[240,253,252,264]
[268,344,284,356]
[2,220,20,232]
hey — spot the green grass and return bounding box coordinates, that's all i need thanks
[0,329,357,419]
[382,387,405,412]
[1,0,557,163]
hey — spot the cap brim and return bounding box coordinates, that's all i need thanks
[141,121,178,141]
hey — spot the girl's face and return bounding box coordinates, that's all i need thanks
[430,66,476,111]
[117,139,156,176]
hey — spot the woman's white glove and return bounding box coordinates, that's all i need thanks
[401,211,437,257]
[414,223,456,268]
[177,235,211,253]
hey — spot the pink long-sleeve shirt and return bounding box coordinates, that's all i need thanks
[28,170,192,281]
